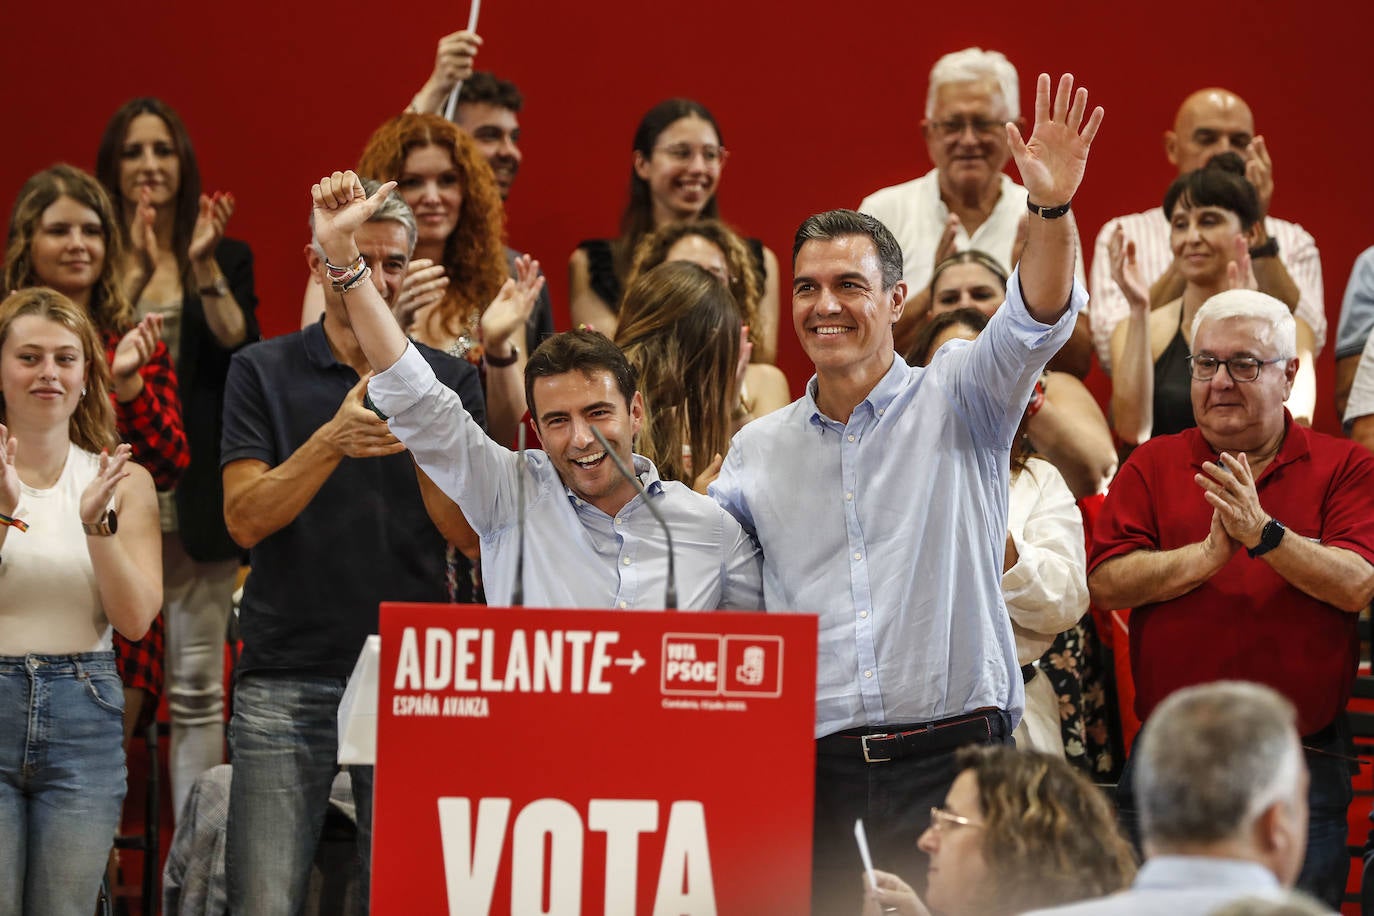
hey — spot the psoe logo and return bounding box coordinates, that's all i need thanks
[722,636,783,697]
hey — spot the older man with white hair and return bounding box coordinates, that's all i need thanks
[1087,289,1374,907]
[1025,681,1314,915]
[859,47,1090,370]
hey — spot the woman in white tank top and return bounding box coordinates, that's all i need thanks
[0,287,160,915]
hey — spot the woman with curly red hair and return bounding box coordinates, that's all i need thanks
[301,113,540,445]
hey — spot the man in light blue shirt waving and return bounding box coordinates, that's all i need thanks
[710,72,1103,909]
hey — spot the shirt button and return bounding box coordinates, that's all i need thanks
[847,434,856,442]
[864,669,873,679]
[877,408,885,416]
[859,610,868,619]
[854,552,862,561]
[619,601,628,609]
[622,556,631,566]
[614,517,622,526]
[845,492,853,501]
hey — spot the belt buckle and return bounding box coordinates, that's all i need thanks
[861,733,892,763]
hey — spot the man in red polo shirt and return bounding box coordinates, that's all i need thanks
[1089,288,1374,909]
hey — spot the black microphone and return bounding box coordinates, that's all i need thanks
[511,424,526,607]
[590,428,677,609]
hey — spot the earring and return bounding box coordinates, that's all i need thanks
[81,387,88,397]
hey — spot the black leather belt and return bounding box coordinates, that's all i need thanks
[817,708,1008,764]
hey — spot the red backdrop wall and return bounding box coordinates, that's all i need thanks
[6,1,1372,433]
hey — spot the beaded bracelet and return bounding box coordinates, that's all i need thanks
[325,252,365,280]
[333,266,373,294]
[326,253,368,292]
[0,512,29,533]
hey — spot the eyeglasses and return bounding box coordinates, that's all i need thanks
[654,143,728,165]
[928,117,1004,138]
[928,807,984,833]
[1187,355,1287,382]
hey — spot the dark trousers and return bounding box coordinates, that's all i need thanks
[810,711,1012,916]
[1118,715,1353,910]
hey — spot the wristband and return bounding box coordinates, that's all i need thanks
[199,276,230,298]
[484,344,520,368]
[1026,199,1071,219]
[333,266,373,294]
[325,253,365,279]
[1249,237,1280,259]
[0,512,29,532]
[325,253,367,291]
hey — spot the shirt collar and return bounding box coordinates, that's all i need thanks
[302,316,346,371]
[1134,855,1280,892]
[562,453,664,513]
[805,353,909,428]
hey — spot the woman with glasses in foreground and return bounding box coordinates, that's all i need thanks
[861,746,1136,916]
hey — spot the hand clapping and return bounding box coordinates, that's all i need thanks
[112,314,164,381]
[1196,451,1269,550]
[78,444,134,528]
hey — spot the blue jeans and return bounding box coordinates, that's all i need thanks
[0,653,126,916]
[1298,719,1355,909]
[226,672,373,916]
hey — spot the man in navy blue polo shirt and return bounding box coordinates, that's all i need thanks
[218,182,483,914]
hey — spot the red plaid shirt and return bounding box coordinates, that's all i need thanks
[114,615,164,715]
[103,332,189,490]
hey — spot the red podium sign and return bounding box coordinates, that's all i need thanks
[372,604,817,915]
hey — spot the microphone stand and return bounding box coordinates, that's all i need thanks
[511,424,525,607]
[590,429,677,609]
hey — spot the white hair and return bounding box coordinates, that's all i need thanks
[925,48,1020,120]
[1191,289,1297,359]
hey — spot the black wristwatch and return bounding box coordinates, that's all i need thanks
[1249,237,1280,260]
[1247,518,1286,558]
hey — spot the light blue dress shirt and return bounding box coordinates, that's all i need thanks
[1021,856,1285,915]
[367,344,763,610]
[711,268,1085,737]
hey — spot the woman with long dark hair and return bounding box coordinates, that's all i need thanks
[94,97,259,816]
[570,98,780,363]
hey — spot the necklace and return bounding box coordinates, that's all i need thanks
[443,308,485,365]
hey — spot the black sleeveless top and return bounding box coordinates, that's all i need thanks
[578,236,768,312]
[1152,306,1196,438]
